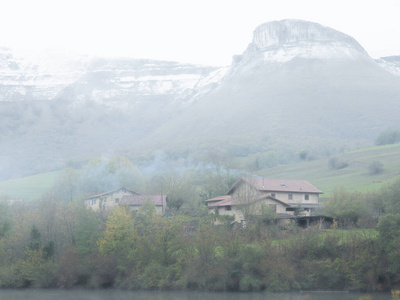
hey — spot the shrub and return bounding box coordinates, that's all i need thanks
[375,129,400,146]
[328,157,348,170]
[239,274,262,291]
[369,161,384,175]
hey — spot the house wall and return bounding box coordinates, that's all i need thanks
[213,198,288,222]
[85,189,136,211]
[263,198,287,213]
[213,206,244,222]
[265,191,319,204]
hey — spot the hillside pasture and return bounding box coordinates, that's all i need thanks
[259,144,400,197]
[0,170,60,201]
[1,144,400,202]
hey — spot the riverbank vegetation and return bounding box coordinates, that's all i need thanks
[1,179,400,292]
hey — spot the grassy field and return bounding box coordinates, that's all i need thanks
[259,143,400,198]
[0,170,61,201]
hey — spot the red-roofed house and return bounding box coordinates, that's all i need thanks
[85,187,167,214]
[206,177,323,223]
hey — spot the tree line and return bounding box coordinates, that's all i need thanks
[1,177,400,291]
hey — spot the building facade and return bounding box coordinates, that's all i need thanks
[206,177,323,223]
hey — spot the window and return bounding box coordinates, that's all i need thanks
[226,206,232,211]
[304,194,309,200]
[271,193,276,198]
[115,198,120,203]
[288,194,293,200]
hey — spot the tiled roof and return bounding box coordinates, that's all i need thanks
[208,197,234,208]
[227,177,322,194]
[207,195,289,208]
[121,194,167,206]
[205,195,232,202]
[85,187,139,200]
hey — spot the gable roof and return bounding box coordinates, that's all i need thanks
[121,194,167,207]
[84,187,139,200]
[258,195,290,207]
[207,196,233,208]
[205,195,232,202]
[227,177,322,195]
[207,195,289,209]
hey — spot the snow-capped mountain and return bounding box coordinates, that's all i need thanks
[0,20,398,105]
[0,48,221,104]
[1,19,400,180]
[56,58,220,108]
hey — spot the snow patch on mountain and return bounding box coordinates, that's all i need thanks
[262,42,365,62]
[375,56,400,77]
[0,48,89,101]
[116,73,204,95]
[186,66,230,102]
[0,48,221,103]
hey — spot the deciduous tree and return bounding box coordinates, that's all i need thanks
[98,207,139,270]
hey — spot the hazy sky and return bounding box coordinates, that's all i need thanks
[1,0,399,65]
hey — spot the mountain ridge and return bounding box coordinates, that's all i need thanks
[0,19,400,180]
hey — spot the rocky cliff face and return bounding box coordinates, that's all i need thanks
[249,19,366,53]
[230,19,370,72]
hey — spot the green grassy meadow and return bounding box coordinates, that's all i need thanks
[259,144,400,198]
[0,170,61,201]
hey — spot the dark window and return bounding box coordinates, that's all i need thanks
[271,193,276,198]
[226,206,232,211]
[288,194,293,200]
[305,194,309,200]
